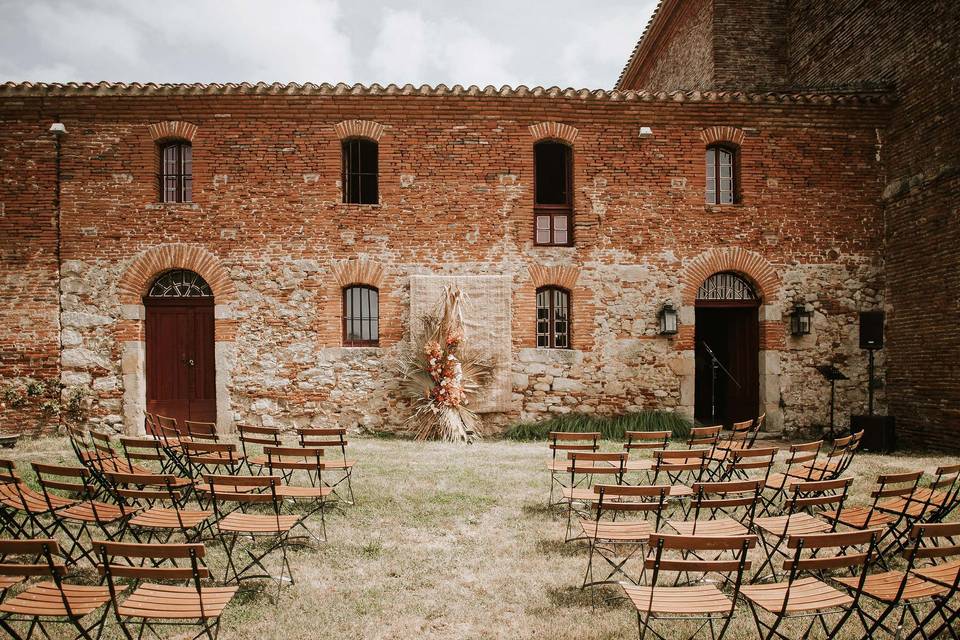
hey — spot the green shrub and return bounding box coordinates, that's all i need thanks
[503,410,692,441]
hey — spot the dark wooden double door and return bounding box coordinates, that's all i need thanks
[694,305,759,426]
[145,298,216,427]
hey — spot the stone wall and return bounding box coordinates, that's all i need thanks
[0,85,889,437]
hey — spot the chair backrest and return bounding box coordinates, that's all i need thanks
[783,529,881,593]
[296,427,349,462]
[687,425,722,449]
[688,479,763,529]
[89,430,118,463]
[203,474,282,505]
[65,424,92,463]
[547,431,600,461]
[745,413,766,448]
[183,441,243,473]
[651,448,709,485]
[263,446,325,472]
[144,411,158,435]
[32,462,95,500]
[905,521,960,568]
[594,484,671,530]
[566,451,627,486]
[237,424,283,457]
[623,430,671,452]
[782,440,824,480]
[0,458,18,484]
[0,539,67,578]
[784,477,853,524]
[869,470,924,508]
[120,436,166,467]
[183,420,219,442]
[723,419,754,447]
[95,540,211,617]
[917,463,960,522]
[106,471,185,506]
[644,533,756,604]
[724,446,778,484]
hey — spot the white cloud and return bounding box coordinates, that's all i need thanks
[368,9,518,87]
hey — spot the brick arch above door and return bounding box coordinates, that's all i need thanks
[680,247,780,305]
[117,244,237,305]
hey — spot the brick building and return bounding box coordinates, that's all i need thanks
[0,0,956,449]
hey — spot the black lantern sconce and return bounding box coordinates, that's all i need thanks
[790,303,812,336]
[658,302,678,335]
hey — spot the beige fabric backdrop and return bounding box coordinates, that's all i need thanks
[408,275,513,413]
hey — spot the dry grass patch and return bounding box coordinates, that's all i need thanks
[1,437,957,639]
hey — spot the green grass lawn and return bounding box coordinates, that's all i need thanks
[1,436,957,639]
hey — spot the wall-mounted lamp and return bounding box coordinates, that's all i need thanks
[790,303,812,336]
[49,122,68,136]
[658,302,678,335]
[638,126,654,139]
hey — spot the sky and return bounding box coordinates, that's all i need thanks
[0,0,657,89]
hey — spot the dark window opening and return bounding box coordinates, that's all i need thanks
[343,285,379,346]
[536,286,570,349]
[342,139,379,204]
[160,142,192,203]
[534,141,572,245]
[706,145,736,205]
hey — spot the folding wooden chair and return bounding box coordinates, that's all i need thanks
[119,436,178,475]
[183,420,220,442]
[0,459,70,539]
[760,440,823,515]
[96,540,237,640]
[581,484,670,591]
[561,451,627,542]
[262,446,333,542]
[205,475,303,596]
[833,521,960,640]
[667,479,763,538]
[296,427,357,504]
[237,424,283,474]
[714,418,754,456]
[65,425,95,468]
[622,533,756,640]
[32,463,128,566]
[622,431,671,474]
[819,470,921,568]
[106,471,210,544]
[793,431,861,482]
[545,431,600,507]
[719,446,778,485]
[645,448,710,502]
[0,538,117,640]
[183,442,245,481]
[751,477,853,582]
[875,463,960,556]
[741,528,881,640]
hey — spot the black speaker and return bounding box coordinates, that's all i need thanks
[851,415,896,453]
[859,311,885,349]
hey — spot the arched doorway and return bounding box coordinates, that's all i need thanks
[694,272,760,425]
[144,269,216,430]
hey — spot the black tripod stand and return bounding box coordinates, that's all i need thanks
[702,341,740,424]
[817,364,848,439]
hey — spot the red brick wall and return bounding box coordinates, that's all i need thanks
[0,87,890,433]
[713,0,788,89]
[0,113,61,432]
[620,0,715,91]
[788,0,960,449]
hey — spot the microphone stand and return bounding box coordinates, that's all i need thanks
[702,341,740,424]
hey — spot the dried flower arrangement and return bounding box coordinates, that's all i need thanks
[396,286,493,442]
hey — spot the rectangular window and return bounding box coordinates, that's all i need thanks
[706,146,736,205]
[536,287,570,348]
[342,139,379,204]
[160,142,192,203]
[534,142,573,246]
[343,286,379,346]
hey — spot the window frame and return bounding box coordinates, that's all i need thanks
[158,141,192,203]
[705,143,737,205]
[341,138,379,205]
[536,286,571,349]
[342,284,380,347]
[533,141,573,246]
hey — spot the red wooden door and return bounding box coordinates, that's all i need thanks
[145,298,216,428]
[694,305,760,426]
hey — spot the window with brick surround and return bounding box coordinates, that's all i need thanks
[534,141,572,245]
[342,138,379,204]
[159,141,192,203]
[705,144,736,204]
[536,286,570,348]
[343,285,379,346]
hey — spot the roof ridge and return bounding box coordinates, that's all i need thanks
[0,81,894,105]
